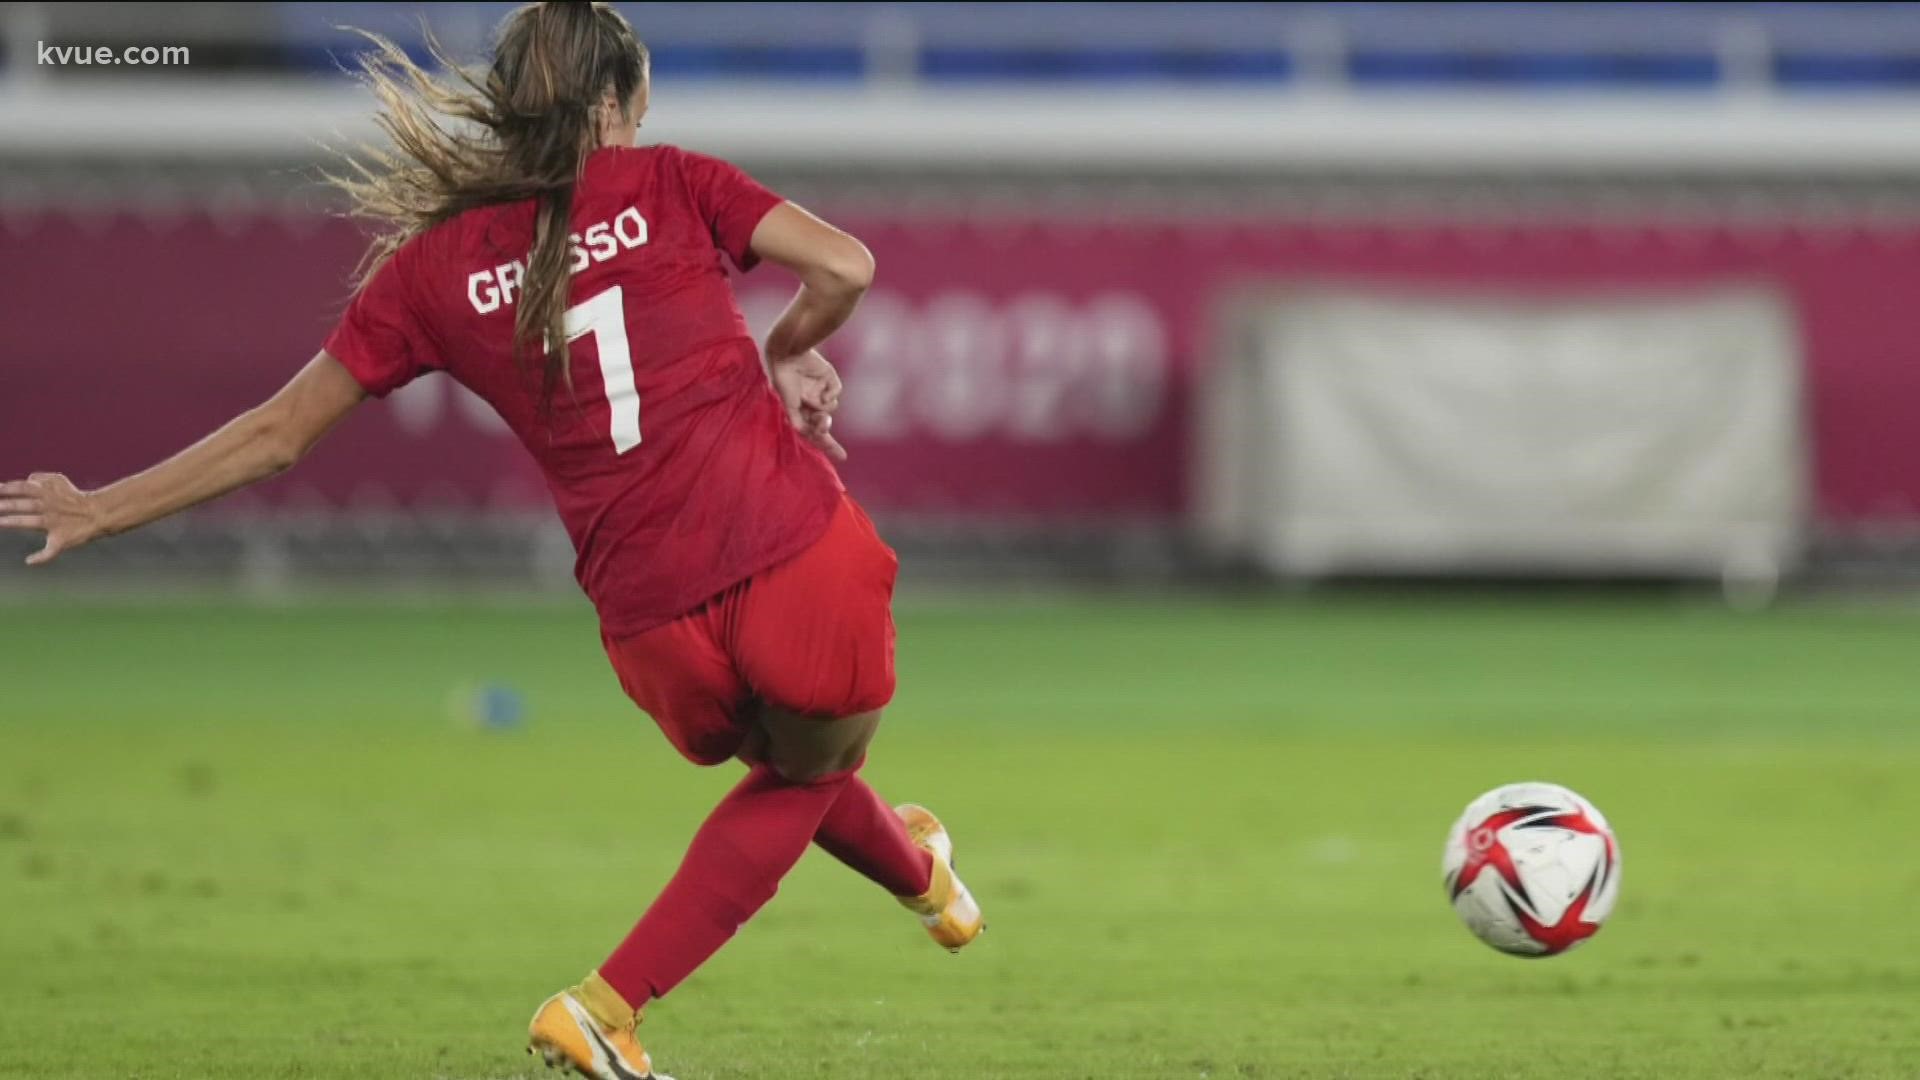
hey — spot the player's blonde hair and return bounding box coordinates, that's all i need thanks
[324,1,647,414]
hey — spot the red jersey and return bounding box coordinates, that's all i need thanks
[323,144,844,637]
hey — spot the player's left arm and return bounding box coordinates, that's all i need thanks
[0,351,367,566]
[747,204,872,463]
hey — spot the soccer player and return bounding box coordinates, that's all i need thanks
[0,4,982,1078]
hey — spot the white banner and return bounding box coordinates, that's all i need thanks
[1197,283,1809,582]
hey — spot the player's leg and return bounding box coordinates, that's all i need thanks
[536,496,915,1079]
[533,639,883,1078]
[753,710,984,954]
[737,711,933,899]
[532,493,979,1076]
[531,725,872,1080]
[588,706,881,1005]
[739,707,979,949]
[731,493,982,952]
[753,702,880,781]
[532,614,753,1079]
[814,773,935,895]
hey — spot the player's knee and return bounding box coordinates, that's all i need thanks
[761,709,879,785]
[767,741,865,785]
[770,757,834,785]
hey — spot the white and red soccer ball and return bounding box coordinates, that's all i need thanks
[1442,782,1621,957]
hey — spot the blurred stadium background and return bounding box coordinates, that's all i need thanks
[7,0,1920,599]
[5,6,1920,1078]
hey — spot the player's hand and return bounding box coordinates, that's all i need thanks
[0,473,104,566]
[769,349,847,463]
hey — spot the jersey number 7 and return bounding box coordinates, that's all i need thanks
[565,286,641,454]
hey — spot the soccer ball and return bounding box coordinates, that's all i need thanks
[1441,782,1621,957]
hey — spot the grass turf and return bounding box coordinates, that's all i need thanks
[2,589,1918,1078]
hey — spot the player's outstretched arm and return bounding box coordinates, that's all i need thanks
[0,351,367,567]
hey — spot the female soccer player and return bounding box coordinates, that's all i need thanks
[0,4,981,1078]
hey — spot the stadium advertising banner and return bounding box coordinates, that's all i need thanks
[4,210,1917,526]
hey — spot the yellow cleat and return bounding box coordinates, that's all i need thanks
[526,974,670,1080]
[894,803,985,953]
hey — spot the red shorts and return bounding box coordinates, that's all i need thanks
[601,493,900,766]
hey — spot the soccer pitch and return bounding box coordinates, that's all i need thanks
[2,589,1917,1079]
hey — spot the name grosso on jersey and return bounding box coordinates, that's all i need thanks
[468,207,649,315]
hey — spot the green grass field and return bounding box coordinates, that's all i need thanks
[3,588,1918,1079]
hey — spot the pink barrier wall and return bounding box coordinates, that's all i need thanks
[5,210,1919,525]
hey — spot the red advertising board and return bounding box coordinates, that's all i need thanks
[4,208,1918,525]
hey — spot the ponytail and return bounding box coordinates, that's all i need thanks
[324,1,647,416]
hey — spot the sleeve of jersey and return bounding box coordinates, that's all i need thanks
[321,248,442,399]
[675,148,786,273]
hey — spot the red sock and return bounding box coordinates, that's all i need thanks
[813,777,934,898]
[598,763,850,1004]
